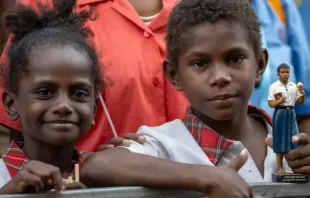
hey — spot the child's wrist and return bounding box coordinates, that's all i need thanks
[192,165,218,193]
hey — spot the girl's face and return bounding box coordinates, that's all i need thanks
[4,44,97,146]
[166,21,267,121]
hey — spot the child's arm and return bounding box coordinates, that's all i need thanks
[81,148,253,198]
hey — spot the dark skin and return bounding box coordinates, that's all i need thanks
[0,44,97,194]
[165,21,268,176]
[128,0,163,16]
[82,148,253,198]
[81,21,270,198]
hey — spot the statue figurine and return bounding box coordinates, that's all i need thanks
[268,63,306,182]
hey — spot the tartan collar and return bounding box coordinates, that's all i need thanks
[1,141,84,178]
[182,105,272,165]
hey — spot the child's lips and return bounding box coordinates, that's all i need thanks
[45,120,77,124]
[209,94,237,101]
[44,120,78,131]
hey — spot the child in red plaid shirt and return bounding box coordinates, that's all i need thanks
[81,0,310,197]
[0,0,100,194]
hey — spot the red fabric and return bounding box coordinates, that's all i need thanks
[1,141,84,178]
[0,0,188,152]
[182,105,272,165]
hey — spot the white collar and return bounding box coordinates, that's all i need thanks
[276,79,292,87]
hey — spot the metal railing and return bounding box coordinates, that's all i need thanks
[0,183,310,198]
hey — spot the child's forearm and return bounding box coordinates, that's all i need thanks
[80,148,216,193]
[0,181,15,194]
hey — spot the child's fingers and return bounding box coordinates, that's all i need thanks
[224,149,248,172]
[291,165,310,175]
[286,144,310,161]
[123,133,146,143]
[29,167,62,194]
[22,161,63,194]
[97,144,115,151]
[49,167,63,195]
[109,137,131,147]
[264,137,273,148]
[292,133,310,145]
[287,155,310,169]
[64,182,86,190]
[17,170,44,193]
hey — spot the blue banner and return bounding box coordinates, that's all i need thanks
[297,0,310,46]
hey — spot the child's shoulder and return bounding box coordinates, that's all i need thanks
[247,105,272,128]
[248,105,271,118]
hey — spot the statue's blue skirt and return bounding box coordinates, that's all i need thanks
[272,107,299,153]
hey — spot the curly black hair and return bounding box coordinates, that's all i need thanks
[166,0,262,67]
[1,0,102,93]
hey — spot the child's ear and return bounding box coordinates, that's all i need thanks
[2,91,19,120]
[163,60,183,91]
[255,48,269,87]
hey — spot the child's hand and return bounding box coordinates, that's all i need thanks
[285,133,310,174]
[265,133,310,174]
[207,149,253,198]
[0,160,63,195]
[97,133,146,151]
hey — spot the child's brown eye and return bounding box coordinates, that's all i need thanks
[36,88,53,96]
[73,90,89,98]
[229,56,244,63]
[192,60,209,68]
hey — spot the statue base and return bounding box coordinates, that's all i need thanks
[272,173,309,183]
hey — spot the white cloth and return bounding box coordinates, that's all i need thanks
[120,117,289,183]
[0,159,12,189]
[268,80,300,106]
[140,13,159,26]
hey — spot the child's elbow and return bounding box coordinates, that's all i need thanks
[80,152,105,187]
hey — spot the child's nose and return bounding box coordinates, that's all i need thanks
[52,96,73,116]
[209,66,231,87]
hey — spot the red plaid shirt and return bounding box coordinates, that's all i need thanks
[182,105,272,165]
[1,141,84,179]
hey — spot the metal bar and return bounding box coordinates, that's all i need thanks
[1,183,310,198]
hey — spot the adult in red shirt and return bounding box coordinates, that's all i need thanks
[0,0,188,152]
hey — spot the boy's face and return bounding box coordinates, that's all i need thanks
[3,45,96,146]
[165,21,267,121]
[277,68,290,82]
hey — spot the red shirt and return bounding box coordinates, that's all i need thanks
[0,0,188,151]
